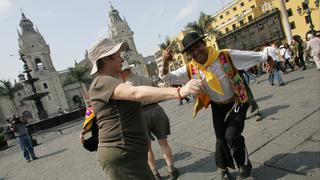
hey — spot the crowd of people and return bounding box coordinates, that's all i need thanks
[241,33,320,87]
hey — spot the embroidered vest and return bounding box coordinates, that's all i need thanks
[186,50,248,116]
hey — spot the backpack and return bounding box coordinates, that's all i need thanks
[82,107,98,152]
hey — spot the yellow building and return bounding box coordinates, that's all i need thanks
[155,0,319,70]
[271,0,320,40]
[210,0,264,35]
[210,0,319,42]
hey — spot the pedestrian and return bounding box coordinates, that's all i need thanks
[279,43,295,72]
[160,32,274,179]
[305,33,320,70]
[263,43,285,86]
[292,35,307,70]
[87,37,201,180]
[119,61,179,180]
[9,115,38,162]
[241,69,258,84]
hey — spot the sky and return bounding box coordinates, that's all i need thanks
[0,0,232,82]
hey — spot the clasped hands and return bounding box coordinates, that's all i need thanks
[179,79,204,98]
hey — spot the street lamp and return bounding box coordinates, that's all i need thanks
[297,0,319,34]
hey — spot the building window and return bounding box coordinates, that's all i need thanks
[43,82,48,89]
[240,2,245,6]
[290,21,296,29]
[233,7,237,11]
[226,11,230,15]
[251,5,255,8]
[213,17,217,22]
[47,95,52,102]
[302,2,309,10]
[287,8,293,16]
[285,0,289,2]
[225,28,229,33]
[232,24,237,30]
[220,15,223,19]
[19,100,26,106]
[17,92,21,96]
[240,20,244,26]
[305,15,311,24]
[35,58,45,71]
[248,15,253,22]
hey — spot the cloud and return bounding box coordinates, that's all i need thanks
[0,0,12,15]
[175,0,200,21]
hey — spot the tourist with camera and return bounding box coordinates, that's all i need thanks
[9,115,38,162]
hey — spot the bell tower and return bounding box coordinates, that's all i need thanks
[18,12,69,117]
[108,4,146,76]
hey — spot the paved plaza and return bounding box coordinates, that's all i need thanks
[0,66,319,180]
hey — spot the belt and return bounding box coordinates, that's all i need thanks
[212,97,235,105]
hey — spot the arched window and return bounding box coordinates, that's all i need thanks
[35,58,45,71]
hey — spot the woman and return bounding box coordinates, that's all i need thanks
[87,37,201,180]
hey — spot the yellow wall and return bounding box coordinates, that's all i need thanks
[210,0,319,42]
[271,0,320,41]
[210,0,264,34]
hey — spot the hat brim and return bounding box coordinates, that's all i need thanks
[90,42,127,75]
[181,36,205,53]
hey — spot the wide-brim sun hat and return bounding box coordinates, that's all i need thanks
[88,38,127,75]
[181,32,205,53]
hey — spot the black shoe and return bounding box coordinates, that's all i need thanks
[154,172,162,180]
[218,169,233,180]
[32,157,39,160]
[270,83,274,86]
[279,83,285,86]
[169,167,180,180]
[26,159,31,163]
[238,161,252,179]
[302,66,306,70]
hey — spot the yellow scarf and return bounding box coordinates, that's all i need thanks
[190,47,224,118]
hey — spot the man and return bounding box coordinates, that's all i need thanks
[160,32,274,179]
[292,35,307,70]
[119,61,179,180]
[305,33,320,70]
[263,42,285,86]
[9,115,38,162]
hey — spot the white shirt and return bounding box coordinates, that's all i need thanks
[263,46,281,62]
[279,47,291,60]
[159,49,268,103]
[307,37,320,57]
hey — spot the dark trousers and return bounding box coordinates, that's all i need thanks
[211,101,250,169]
[284,58,294,71]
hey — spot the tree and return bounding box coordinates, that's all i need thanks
[0,79,23,115]
[64,61,91,107]
[185,11,219,36]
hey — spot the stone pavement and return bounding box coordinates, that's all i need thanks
[0,66,319,180]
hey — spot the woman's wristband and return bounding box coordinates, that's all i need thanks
[177,86,182,100]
